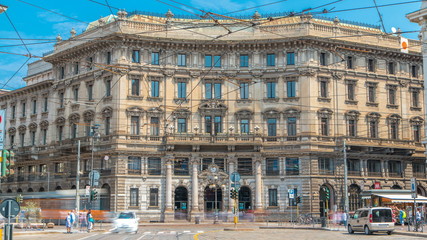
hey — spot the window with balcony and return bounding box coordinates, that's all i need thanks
[174,158,189,175]
[413,124,421,142]
[266,158,279,176]
[205,82,222,99]
[267,118,277,136]
[286,80,296,98]
[214,116,222,134]
[42,129,47,145]
[132,50,140,63]
[388,161,402,177]
[390,121,399,140]
[151,52,159,65]
[348,159,360,176]
[131,79,140,96]
[105,80,111,97]
[240,55,249,67]
[130,188,139,206]
[286,158,299,175]
[57,126,63,141]
[369,119,378,138]
[367,160,381,176]
[205,55,221,68]
[287,52,295,65]
[20,133,25,147]
[151,80,159,97]
[320,52,327,66]
[30,131,36,146]
[318,158,334,175]
[240,82,249,99]
[413,163,426,178]
[240,119,249,134]
[71,123,77,138]
[266,82,276,98]
[130,116,140,135]
[266,53,275,66]
[177,54,186,67]
[287,117,296,136]
[148,157,161,175]
[320,117,329,136]
[177,118,187,133]
[268,189,278,207]
[177,82,187,99]
[368,58,375,72]
[348,119,356,137]
[205,116,212,134]
[128,156,141,174]
[237,158,252,176]
[149,188,159,206]
[150,117,159,136]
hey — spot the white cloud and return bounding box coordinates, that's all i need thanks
[37,11,68,23]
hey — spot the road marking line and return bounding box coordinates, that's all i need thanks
[77,235,96,240]
[158,231,164,234]
[137,234,149,240]
[170,231,176,234]
[194,230,222,240]
[143,232,151,234]
[183,230,191,233]
[197,231,204,233]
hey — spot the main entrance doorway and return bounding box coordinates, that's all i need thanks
[204,186,222,218]
[174,186,188,220]
[238,186,252,211]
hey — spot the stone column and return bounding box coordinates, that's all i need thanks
[359,159,364,177]
[191,159,199,212]
[255,159,263,211]
[165,158,173,212]
[228,159,235,212]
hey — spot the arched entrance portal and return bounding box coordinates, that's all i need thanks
[319,185,333,217]
[204,186,222,218]
[238,186,252,211]
[174,186,188,220]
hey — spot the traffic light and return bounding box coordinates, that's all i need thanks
[296,196,301,204]
[1,150,10,177]
[230,189,238,200]
[90,188,98,201]
[325,188,330,200]
[16,194,23,204]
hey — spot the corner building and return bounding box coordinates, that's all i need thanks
[1,10,425,222]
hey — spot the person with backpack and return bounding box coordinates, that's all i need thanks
[86,210,94,232]
[69,210,75,232]
[399,208,406,230]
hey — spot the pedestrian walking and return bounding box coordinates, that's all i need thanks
[79,212,87,231]
[65,212,72,234]
[69,210,75,232]
[399,208,406,230]
[87,210,94,232]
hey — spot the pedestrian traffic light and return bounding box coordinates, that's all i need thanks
[1,150,10,176]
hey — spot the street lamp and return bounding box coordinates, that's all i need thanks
[0,4,8,14]
[90,128,100,187]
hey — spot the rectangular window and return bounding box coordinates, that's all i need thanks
[177,54,186,67]
[348,119,356,137]
[237,158,252,176]
[388,62,395,74]
[31,131,36,146]
[347,56,353,69]
[286,158,299,175]
[148,157,161,175]
[59,92,64,108]
[74,62,79,75]
[105,117,110,135]
[43,97,48,112]
[88,57,93,70]
[58,126,63,141]
[214,55,221,68]
[106,52,111,64]
[131,79,140,96]
[204,83,221,99]
[149,188,159,206]
[390,122,398,139]
[321,118,328,136]
[214,83,221,99]
[12,105,16,119]
[287,117,297,136]
[42,129,47,145]
[150,117,159,136]
[287,52,295,65]
[130,116,140,135]
[388,161,402,176]
[413,125,421,142]
[73,88,79,101]
[202,158,225,171]
[240,55,249,67]
[412,90,420,107]
[174,158,189,175]
[105,80,111,97]
[55,162,64,173]
[32,100,37,114]
[388,87,396,105]
[177,82,187,99]
[318,158,333,175]
[412,65,418,78]
[88,85,93,101]
[266,158,279,176]
[205,116,212,134]
[240,82,249,99]
[10,135,15,146]
[151,80,159,97]
[151,52,159,65]
[205,55,212,68]
[369,120,378,138]
[413,163,425,178]
[348,159,360,173]
[267,118,277,136]
[240,119,249,134]
[287,81,296,98]
[60,66,65,79]
[368,85,376,103]
[320,79,328,98]
[347,82,355,101]
[177,118,187,133]
[268,189,278,207]
[22,102,26,117]
[368,59,375,72]
[205,55,221,68]
[267,53,275,66]
[266,82,276,98]
[71,123,77,138]
[320,52,327,66]
[128,156,141,174]
[214,116,222,134]
[130,188,139,206]
[132,50,140,63]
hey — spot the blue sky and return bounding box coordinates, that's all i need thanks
[0,0,423,90]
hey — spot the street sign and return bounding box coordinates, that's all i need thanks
[89,170,100,186]
[85,185,91,196]
[412,192,418,199]
[288,189,295,199]
[411,177,417,192]
[230,172,240,182]
[231,183,241,190]
[0,198,20,218]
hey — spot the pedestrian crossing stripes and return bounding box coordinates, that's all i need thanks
[139,230,203,235]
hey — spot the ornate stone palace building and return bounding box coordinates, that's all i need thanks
[0,10,425,221]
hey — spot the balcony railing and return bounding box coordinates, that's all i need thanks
[389,172,403,178]
[128,169,142,175]
[319,169,334,175]
[348,170,361,176]
[413,172,426,179]
[368,171,382,177]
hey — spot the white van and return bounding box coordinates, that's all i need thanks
[347,207,395,235]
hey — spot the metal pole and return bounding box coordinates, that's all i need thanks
[90,134,94,187]
[47,172,50,192]
[344,139,349,218]
[214,186,218,224]
[76,140,81,227]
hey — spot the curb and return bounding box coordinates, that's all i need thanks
[260,226,325,230]
[224,228,255,231]
[14,229,108,236]
[394,231,427,238]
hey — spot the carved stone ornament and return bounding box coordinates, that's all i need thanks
[39,120,49,130]
[399,79,408,87]
[387,114,401,124]
[366,112,381,121]
[299,69,316,76]
[172,108,191,118]
[68,113,81,124]
[55,117,66,125]
[146,107,163,117]
[162,70,175,77]
[410,116,424,125]
[198,100,228,115]
[317,108,333,118]
[283,108,301,118]
[250,70,264,78]
[331,72,343,80]
[8,127,16,135]
[189,71,200,78]
[101,107,113,118]
[52,84,58,90]
[126,106,144,117]
[94,71,104,80]
[262,109,281,119]
[28,122,38,131]
[235,109,254,119]
[65,80,72,86]
[18,125,27,133]
[345,110,360,121]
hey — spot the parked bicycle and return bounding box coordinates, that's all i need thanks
[407,217,424,232]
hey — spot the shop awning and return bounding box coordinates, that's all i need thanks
[374,193,427,203]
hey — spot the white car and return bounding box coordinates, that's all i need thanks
[348,207,395,235]
[112,211,139,233]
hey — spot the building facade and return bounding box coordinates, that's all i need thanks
[0,10,425,222]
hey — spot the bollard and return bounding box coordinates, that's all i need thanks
[195,216,200,224]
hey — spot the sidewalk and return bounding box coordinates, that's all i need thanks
[13,224,111,235]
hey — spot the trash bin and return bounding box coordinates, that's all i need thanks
[320,217,327,228]
[195,216,200,224]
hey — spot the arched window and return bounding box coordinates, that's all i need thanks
[349,184,361,211]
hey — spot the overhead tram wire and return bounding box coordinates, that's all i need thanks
[0,57,31,90]
[3,11,31,57]
[224,0,290,15]
[372,0,387,33]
